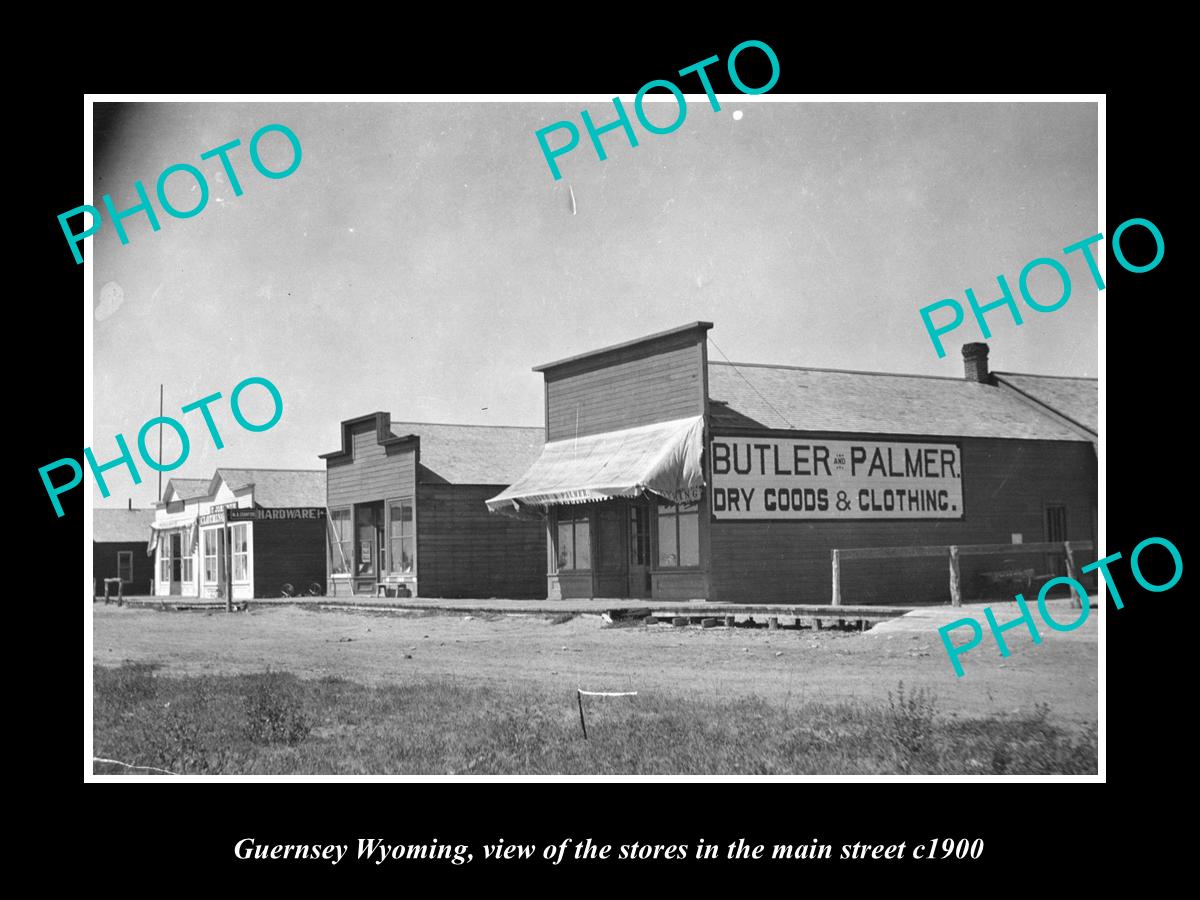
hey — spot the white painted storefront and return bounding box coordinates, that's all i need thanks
[151,476,256,602]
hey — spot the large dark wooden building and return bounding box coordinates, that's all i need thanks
[93,507,156,596]
[320,414,546,599]
[488,322,1098,605]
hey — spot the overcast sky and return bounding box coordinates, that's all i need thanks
[91,100,1098,509]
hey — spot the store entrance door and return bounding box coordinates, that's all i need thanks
[627,503,652,599]
[169,532,182,596]
[355,501,385,594]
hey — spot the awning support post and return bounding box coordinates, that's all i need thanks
[831,549,841,606]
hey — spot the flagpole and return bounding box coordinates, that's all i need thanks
[158,384,164,502]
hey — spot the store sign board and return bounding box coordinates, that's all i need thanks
[227,507,326,522]
[710,436,963,520]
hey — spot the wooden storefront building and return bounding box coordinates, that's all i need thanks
[488,322,1098,605]
[320,414,545,599]
[150,468,327,601]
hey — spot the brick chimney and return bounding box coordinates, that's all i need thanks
[962,342,990,383]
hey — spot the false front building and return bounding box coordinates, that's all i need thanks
[487,322,1097,605]
[151,468,327,600]
[320,414,546,599]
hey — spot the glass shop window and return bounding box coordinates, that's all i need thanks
[330,508,353,575]
[160,536,171,581]
[232,524,249,583]
[556,510,591,571]
[204,530,219,583]
[657,502,699,568]
[388,499,415,575]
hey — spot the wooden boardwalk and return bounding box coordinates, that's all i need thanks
[112,594,915,629]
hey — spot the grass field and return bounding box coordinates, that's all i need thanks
[92,603,1098,775]
[93,663,1096,775]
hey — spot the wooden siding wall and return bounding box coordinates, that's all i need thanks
[545,338,705,441]
[326,422,416,508]
[253,518,329,599]
[709,438,1098,605]
[92,542,154,594]
[417,484,546,599]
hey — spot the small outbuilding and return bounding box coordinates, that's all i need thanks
[93,506,156,596]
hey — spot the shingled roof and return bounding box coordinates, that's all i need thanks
[992,372,1098,435]
[214,468,326,508]
[94,508,156,543]
[707,362,1090,441]
[162,478,212,502]
[389,421,545,485]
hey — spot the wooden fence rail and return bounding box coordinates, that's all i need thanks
[832,541,1095,608]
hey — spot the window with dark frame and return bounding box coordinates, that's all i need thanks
[556,509,591,571]
[1045,504,1067,542]
[1045,504,1068,576]
[657,502,699,568]
[117,551,133,584]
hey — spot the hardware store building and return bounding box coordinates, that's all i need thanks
[320,414,545,599]
[151,468,327,600]
[488,322,1098,605]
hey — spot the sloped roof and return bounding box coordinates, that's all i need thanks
[94,508,156,543]
[707,362,1089,441]
[215,468,326,508]
[389,421,545,484]
[992,372,1098,434]
[163,478,212,502]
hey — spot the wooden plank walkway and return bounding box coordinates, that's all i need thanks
[112,595,914,627]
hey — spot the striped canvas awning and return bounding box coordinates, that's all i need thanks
[486,416,705,517]
[147,514,198,556]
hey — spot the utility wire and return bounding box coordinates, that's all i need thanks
[708,337,796,429]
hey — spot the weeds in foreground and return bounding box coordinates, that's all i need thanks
[93,667,1097,776]
[886,681,938,774]
[242,671,312,746]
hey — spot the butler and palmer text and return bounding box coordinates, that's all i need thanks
[710,437,963,520]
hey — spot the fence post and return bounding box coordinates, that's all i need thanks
[831,550,842,606]
[949,545,961,607]
[1065,541,1080,608]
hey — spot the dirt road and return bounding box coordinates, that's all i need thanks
[92,600,1097,725]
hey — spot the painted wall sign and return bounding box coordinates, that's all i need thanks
[227,507,326,522]
[199,501,240,525]
[710,436,963,520]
